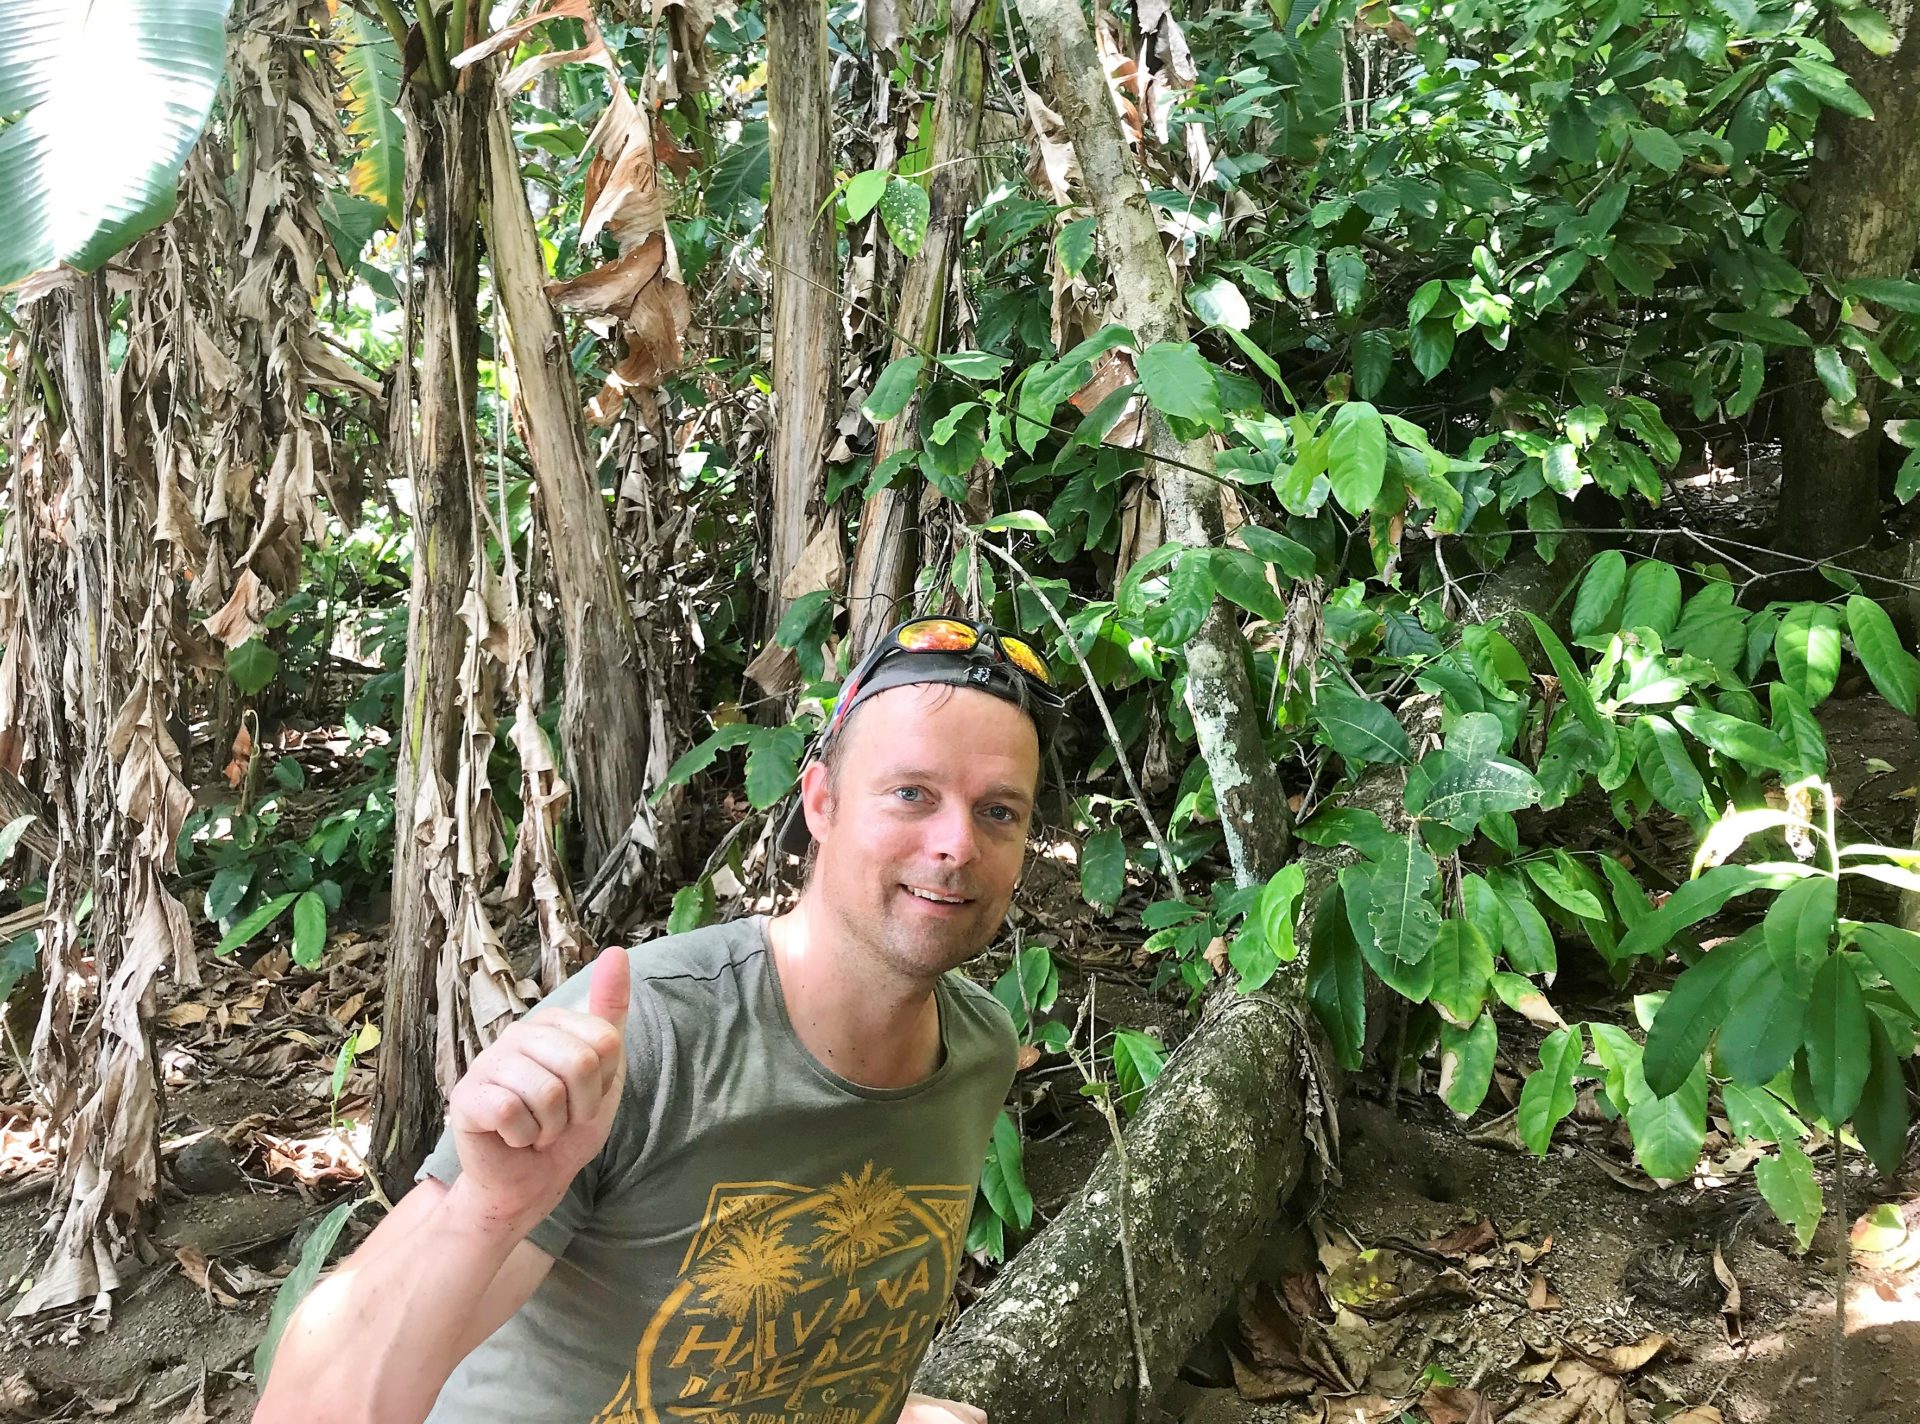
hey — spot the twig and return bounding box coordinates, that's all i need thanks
[1832,1131,1849,1424]
[974,537,1183,900]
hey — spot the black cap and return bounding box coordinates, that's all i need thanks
[774,650,1063,858]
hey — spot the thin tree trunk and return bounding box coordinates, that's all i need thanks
[1776,1,1920,560]
[845,0,997,653]
[480,100,653,877]
[1013,0,1290,886]
[765,0,839,619]
[376,80,487,1196]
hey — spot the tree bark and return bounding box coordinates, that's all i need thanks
[375,80,487,1196]
[765,0,840,619]
[1776,1,1920,559]
[480,100,653,877]
[1013,0,1290,886]
[845,0,997,653]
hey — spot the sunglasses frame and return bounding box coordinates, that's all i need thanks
[823,616,1056,743]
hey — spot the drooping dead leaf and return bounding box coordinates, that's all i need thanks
[1584,1334,1670,1374]
[1670,1408,1723,1424]
[1425,1218,1498,1258]
[1527,1272,1561,1311]
[1711,1243,1741,1344]
[202,567,269,648]
[1419,1384,1493,1424]
[1324,1395,1404,1424]
[1203,935,1230,977]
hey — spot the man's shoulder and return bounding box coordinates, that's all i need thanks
[622,916,769,987]
[939,969,1019,1057]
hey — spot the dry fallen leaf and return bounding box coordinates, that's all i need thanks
[1425,1218,1498,1258]
[1528,1272,1562,1311]
[1419,1384,1493,1424]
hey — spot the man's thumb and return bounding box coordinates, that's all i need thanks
[586,945,631,1034]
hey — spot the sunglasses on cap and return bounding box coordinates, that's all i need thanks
[822,616,1059,745]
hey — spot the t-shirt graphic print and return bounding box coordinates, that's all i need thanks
[590,1167,975,1424]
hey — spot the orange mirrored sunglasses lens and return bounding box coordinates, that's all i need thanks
[1001,637,1051,684]
[896,618,980,652]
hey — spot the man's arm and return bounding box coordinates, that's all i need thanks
[253,1178,555,1424]
[253,947,633,1424]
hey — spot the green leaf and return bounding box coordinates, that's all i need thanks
[1635,716,1706,814]
[1807,951,1871,1124]
[1312,686,1412,764]
[1255,864,1307,966]
[1814,346,1858,405]
[1571,551,1627,641]
[1368,834,1440,965]
[668,879,714,935]
[863,356,927,422]
[334,4,404,225]
[1209,548,1289,624]
[1846,595,1919,716]
[0,0,233,286]
[1620,561,1681,639]
[1518,1026,1583,1156]
[1430,920,1495,1026]
[1631,125,1684,173]
[1522,857,1607,921]
[843,168,888,222]
[1056,216,1098,277]
[227,638,280,697]
[292,891,327,969]
[1438,1013,1497,1116]
[980,1110,1034,1230]
[1856,1012,1909,1175]
[1490,873,1558,976]
[1755,1142,1823,1250]
[1080,827,1126,916]
[1521,613,1611,744]
[1296,806,1391,860]
[1839,3,1898,54]
[1308,884,1367,1070]
[1137,342,1222,427]
[1351,329,1392,400]
[1722,1082,1806,1144]
[1143,549,1215,647]
[1643,932,1760,1096]
[937,350,1010,381]
[879,177,930,257]
[706,120,770,214]
[1111,1029,1166,1115]
[1409,320,1455,381]
[255,1197,359,1384]
[975,510,1052,535]
[1850,276,1920,314]
[775,589,833,647]
[1776,604,1843,706]
[1766,875,1836,969]
[1627,1062,1707,1181]
[1283,244,1317,300]
[744,726,806,811]
[1708,310,1812,348]
[0,815,34,867]
[1405,755,1541,829]
[207,866,254,923]
[1671,705,1795,771]
[1238,525,1317,579]
[215,892,299,957]
[1719,895,1821,1085]
[1327,402,1387,513]
[1327,246,1368,317]
[658,723,757,797]
[1854,923,1920,1020]
[1189,275,1251,331]
[1618,865,1778,961]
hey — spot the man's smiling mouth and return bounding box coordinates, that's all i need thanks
[903,886,970,904]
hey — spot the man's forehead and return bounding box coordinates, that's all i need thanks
[842,683,1039,761]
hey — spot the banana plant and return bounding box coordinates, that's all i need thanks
[0,0,234,288]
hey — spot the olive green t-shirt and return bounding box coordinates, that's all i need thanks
[418,917,1019,1424]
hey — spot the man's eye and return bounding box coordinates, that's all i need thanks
[893,786,924,803]
[984,805,1016,824]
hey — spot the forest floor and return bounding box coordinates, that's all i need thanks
[0,691,1917,1423]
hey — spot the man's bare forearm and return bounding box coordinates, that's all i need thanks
[253,1178,527,1424]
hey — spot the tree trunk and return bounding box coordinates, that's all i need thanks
[764,0,839,620]
[1776,2,1920,559]
[480,99,654,877]
[1013,0,1290,887]
[375,81,487,1196]
[919,767,1406,1418]
[845,0,997,653]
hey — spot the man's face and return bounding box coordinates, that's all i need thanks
[801,683,1039,981]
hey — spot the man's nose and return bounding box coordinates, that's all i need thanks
[927,805,979,865]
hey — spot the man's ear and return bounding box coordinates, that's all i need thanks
[800,759,835,845]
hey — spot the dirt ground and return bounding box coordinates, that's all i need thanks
[0,689,1917,1422]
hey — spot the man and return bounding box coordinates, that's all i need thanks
[255,618,1064,1424]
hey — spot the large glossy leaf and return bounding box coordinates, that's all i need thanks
[1617,864,1780,960]
[1438,1012,1497,1116]
[1518,1026,1583,1156]
[1367,834,1440,965]
[1854,923,1920,1020]
[1846,595,1919,716]
[1754,1141,1822,1250]
[1806,952,1871,1124]
[1311,686,1411,764]
[1775,605,1842,707]
[0,0,234,287]
[1571,550,1626,641]
[1626,1061,1706,1181]
[1430,919,1494,1026]
[1643,930,1760,1096]
[1405,753,1541,829]
[1327,401,1386,513]
[1307,884,1366,1071]
[333,2,403,225]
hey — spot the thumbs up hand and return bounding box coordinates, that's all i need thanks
[446,946,631,1236]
